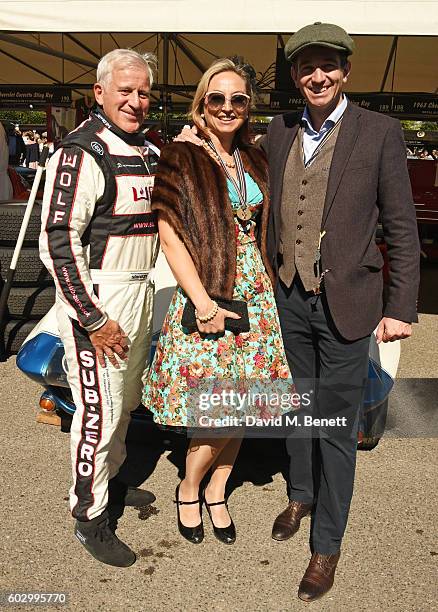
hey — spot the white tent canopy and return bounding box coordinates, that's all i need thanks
[0,32,436,96]
[1,0,438,35]
[0,1,436,118]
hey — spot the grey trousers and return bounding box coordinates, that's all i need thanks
[276,277,370,554]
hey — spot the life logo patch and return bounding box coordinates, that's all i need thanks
[91,141,104,156]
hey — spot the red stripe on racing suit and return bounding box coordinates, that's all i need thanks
[41,146,107,330]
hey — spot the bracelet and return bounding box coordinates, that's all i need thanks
[195,300,218,323]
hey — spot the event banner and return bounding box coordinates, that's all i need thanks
[272,48,437,118]
[0,86,72,108]
[270,91,438,118]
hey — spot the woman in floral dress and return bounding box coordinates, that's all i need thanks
[143,58,292,545]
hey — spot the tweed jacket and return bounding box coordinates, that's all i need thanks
[262,102,420,340]
[151,142,273,300]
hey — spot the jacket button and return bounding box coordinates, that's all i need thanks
[300,194,305,200]
[296,239,301,244]
[297,224,302,230]
[302,179,308,185]
[298,210,303,215]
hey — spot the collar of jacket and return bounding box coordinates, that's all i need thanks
[151,142,273,300]
[92,108,145,146]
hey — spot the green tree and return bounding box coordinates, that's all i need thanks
[401,120,438,131]
[0,110,46,127]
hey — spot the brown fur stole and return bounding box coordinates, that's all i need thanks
[151,142,273,300]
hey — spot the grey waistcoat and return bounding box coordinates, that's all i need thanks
[279,121,342,291]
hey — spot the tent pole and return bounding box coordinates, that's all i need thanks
[62,33,65,83]
[170,34,206,73]
[0,32,96,68]
[65,33,101,60]
[162,33,170,141]
[0,48,62,83]
[380,36,398,92]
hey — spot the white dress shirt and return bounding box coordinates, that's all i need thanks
[301,96,348,165]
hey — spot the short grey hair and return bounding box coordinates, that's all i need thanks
[97,48,158,88]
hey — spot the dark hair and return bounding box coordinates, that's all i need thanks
[338,51,349,68]
[292,47,350,70]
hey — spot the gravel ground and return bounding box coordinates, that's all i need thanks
[0,268,437,612]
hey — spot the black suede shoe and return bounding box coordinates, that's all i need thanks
[74,514,136,567]
[108,476,156,507]
[124,488,156,507]
[107,477,156,531]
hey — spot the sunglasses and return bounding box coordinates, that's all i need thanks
[204,91,250,113]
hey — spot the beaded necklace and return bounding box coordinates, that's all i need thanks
[203,139,252,223]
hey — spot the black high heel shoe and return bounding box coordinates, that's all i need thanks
[174,484,204,544]
[204,495,236,545]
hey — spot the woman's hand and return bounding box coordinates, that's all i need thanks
[158,216,240,335]
[196,306,240,335]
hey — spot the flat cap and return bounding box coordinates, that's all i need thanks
[285,22,355,62]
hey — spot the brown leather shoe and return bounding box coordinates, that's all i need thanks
[271,500,313,541]
[298,551,341,602]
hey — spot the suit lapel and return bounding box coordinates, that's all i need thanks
[322,102,361,226]
[272,118,299,234]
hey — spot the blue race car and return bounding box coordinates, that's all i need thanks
[16,250,397,449]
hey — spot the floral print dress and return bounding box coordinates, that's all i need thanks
[143,173,293,427]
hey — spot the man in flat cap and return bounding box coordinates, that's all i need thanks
[264,22,419,601]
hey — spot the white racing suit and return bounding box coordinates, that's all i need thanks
[40,111,160,520]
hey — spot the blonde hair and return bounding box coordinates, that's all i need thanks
[190,58,254,146]
[97,48,158,88]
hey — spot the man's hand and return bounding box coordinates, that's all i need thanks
[89,319,129,368]
[173,125,203,145]
[375,317,412,344]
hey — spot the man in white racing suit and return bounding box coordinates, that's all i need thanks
[40,49,160,567]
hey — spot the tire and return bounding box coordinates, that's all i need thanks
[0,201,43,246]
[7,286,55,319]
[0,246,51,286]
[3,319,38,354]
